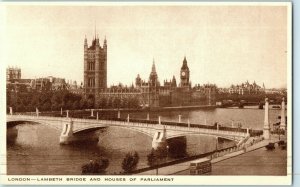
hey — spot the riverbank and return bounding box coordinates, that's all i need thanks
[19,105,217,116]
[175,144,287,175]
[174,136,286,175]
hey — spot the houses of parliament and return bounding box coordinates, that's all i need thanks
[83,34,216,108]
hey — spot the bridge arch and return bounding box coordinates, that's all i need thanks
[73,124,154,139]
[169,132,240,142]
[7,119,62,131]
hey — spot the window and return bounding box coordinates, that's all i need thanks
[88,78,95,87]
[88,61,95,70]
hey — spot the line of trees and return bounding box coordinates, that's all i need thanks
[7,89,140,113]
[81,152,140,175]
[81,145,188,175]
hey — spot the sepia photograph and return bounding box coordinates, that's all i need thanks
[0,1,292,185]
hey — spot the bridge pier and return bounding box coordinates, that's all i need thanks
[66,110,69,118]
[59,119,74,144]
[280,97,286,130]
[59,119,99,144]
[9,107,13,115]
[152,126,167,150]
[91,109,94,117]
[147,113,150,120]
[263,98,271,140]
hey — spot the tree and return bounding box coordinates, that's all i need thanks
[79,98,88,109]
[112,97,121,109]
[106,98,113,108]
[87,94,95,108]
[147,149,157,167]
[72,100,80,110]
[147,148,168,175]
[81,157,109,175]
[98,97,107,109]
[121,151,139,174]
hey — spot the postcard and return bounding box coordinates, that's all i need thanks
[0,1,292,185]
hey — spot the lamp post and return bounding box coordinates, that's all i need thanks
[178,115,181,123]
[9,107,13,115]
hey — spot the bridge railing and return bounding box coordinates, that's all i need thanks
[106,117,260,137]
[100,120,247,138]
[72,118,247,139]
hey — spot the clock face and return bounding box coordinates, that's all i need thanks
[181,72,186,76]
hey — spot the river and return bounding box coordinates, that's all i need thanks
[7,107,284,175]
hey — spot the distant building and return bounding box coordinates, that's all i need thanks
[6,66,80,93]
[226,81,265,95]
[31,76,67,91]
[6,67,21,82]
[6,67,33,92]
[265,88,286,95]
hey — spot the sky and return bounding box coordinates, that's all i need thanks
[2,4,289,88]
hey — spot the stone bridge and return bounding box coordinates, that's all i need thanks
[6,114,250,149]
[6,98,285,150]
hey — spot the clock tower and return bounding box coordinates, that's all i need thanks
[180,56,190,87]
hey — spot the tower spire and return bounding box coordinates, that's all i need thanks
[183,56,187,64]
[152,58,156,73]
[84,35,87,46]
[94,21,97,39]
[104,35,107,47]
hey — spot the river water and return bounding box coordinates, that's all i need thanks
[7,107,284,175]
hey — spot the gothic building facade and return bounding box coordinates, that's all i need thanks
[83,35,107,99]
[135,57,216,108]
[82,34,215,108]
